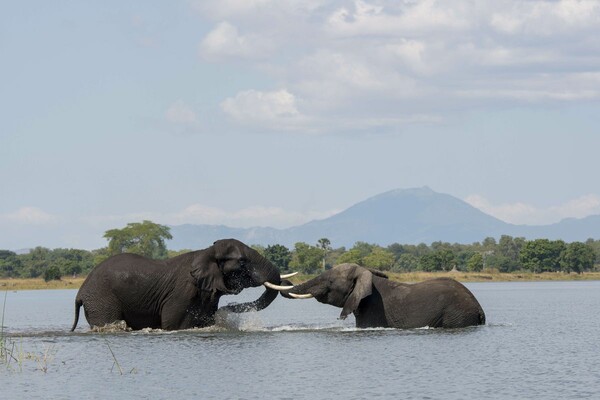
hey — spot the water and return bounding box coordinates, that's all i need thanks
[2,281,600,399]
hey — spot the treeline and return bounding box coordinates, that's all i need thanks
[1,220,599,280]
[255,235,600,275]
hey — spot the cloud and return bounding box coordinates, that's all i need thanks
[165,100,198,125]
[220,89,311,130]
[0,207,59,225]
[490,0,600,35]
[81,203,340,230]
[465,194,600,225]
[199,21,276,60]
[192,0,600,134]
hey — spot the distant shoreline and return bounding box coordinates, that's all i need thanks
[2,271,600,291]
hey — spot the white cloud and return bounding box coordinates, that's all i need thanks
[200,21,274,60]
[0,207,58,225]
[490,0,600,35]
[191,0,600,134]
[81,204,340,230]
[327,0,470,37]
[220,89,310,130]
[465,194,600,225]
[165,100,198,125]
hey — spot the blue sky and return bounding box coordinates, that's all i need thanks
[2,0,600,250]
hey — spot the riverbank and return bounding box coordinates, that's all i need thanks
[0,277,86,291]
[289,270,600,284]
[2,271,599,291]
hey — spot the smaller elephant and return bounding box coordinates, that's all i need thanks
[281,263,485,329]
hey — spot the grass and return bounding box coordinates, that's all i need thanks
[1,270,600,292]
[0,277,86,291]
[1,289,58,372]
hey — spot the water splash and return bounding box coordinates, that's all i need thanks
[90,320,131,333]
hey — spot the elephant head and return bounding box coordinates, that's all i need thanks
[191,239,295,313]
[280,263,387,319]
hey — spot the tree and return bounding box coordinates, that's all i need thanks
[418,253,438,272]
[0,250,21,277]
[520,239,566,273]
[560,242,595,273]
[317,238,331,271]
[337,248,363,265]
[43,265,62,282]
[264,244,292,272]
[104,220,172,259]
[20,247,52,278]
[392,253,419,272]
[466,253,483,272]
[363,247,395,271]
[336,242,375,265]
[289,242,323,273]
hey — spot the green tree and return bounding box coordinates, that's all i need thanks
[466,253,483,272]
[20,247,52,278]
[104,220,172,259]
[363,247,395,271]
[0,250,21,277]
[392,253,419,272]
[387,243,406,259]
[43,265,62,282]
[337,242,375,265]
[493,235,525,272]
[264,244,292,272]
[560,242,595,273]
[418,253,438,272]
[585,238,600,267]
[418,249,456,272]
[520,239,566,273]
[337,248,363,264]
[289,242,323,273]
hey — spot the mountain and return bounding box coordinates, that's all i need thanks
[168,187,600,249]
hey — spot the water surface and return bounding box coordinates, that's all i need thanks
[2,281,600,399]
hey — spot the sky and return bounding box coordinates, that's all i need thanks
[1,0,600,250]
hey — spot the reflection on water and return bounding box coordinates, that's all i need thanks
[2,282,600,399]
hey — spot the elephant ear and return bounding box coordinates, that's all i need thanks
[190,252,229,293]
[340,268,373,320]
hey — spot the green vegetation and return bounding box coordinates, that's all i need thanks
[1,220,599,285]
[104,220,172,260]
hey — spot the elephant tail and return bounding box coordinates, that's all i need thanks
[70,297,83,332]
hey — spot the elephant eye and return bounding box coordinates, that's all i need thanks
[238,258,247,267]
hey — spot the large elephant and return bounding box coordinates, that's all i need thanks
[281,263,485,329]
[71,239,293,331]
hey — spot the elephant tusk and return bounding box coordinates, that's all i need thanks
[288,293,314,299]
[280,272,298,279]
[263,281,294,291]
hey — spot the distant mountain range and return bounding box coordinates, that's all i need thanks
[169,187,600,249]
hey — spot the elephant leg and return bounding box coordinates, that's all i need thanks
[82,295,125,328]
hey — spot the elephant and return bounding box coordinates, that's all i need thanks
[71,239,294,331]
[280,263,485,329]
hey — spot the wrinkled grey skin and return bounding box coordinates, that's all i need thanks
[71,239,282,331]
[282,263,485,329]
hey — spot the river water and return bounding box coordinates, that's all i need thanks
[1,281,600,399]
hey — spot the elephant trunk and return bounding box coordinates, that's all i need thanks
[279,279,316,299]
[220,259,283,313]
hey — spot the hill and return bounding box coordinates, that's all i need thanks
[168,187,600,249]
